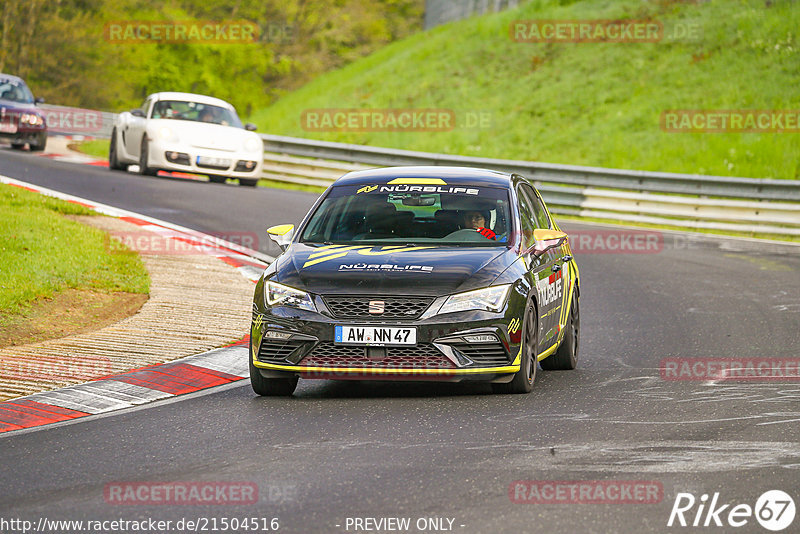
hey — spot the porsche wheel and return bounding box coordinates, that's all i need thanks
[109,129,127,170]
[138,138,157,176]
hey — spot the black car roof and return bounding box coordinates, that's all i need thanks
[333,166,514,188]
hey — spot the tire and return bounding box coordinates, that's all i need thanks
[239,178,259,187]
[492,300,538,394]
[108,129,127,170]
[29,134,47,152]
[541,290,579,371]
[10,141,24,150]
[138,137,157,176]
[208,175,227,184]
[249,357,298,396]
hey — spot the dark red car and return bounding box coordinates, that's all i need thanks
[0,73,47,151]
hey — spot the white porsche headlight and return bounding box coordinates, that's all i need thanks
[265,281,315,312]
[438,285,511,315]
[244,136,261,152]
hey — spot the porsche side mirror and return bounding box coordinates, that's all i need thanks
[34,97,45,104]
[267,224,295,251]
[531,229,568,256]
[244,123,258,131]
[131,109,145,118]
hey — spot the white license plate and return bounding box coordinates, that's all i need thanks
[0,122,17,134]
[335,326,416,346]
[196,155,230,167]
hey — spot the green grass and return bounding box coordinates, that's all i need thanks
[73,139,110,159]
[0,184,150,323]
[250,0,800,180]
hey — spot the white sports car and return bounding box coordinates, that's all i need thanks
[109,92,263,186]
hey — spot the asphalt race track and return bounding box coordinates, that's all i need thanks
[1,147,799,533]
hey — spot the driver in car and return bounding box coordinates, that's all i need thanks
[461,210,496,240]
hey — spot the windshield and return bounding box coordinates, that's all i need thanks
[301,183,512,246]
[0,78,34,104]
[150,100,243,127]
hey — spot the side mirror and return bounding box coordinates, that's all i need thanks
[267,224,294,251]
[531,229,568,256]
[244,123,257,131]
[131,109,145,118]
[34,97,45,104]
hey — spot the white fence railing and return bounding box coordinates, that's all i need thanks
[41,105,800,237]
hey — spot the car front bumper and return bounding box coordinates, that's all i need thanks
[250,296,525,382]
[147,143,262,178]
[0,121,47,144]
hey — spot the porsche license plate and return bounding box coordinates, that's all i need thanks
[196,155,230,167]
[0,121,17,134]
[335,326,416,346]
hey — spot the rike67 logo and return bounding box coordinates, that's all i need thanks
[668,490,795,531]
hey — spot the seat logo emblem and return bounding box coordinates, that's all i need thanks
[369,301,385,314]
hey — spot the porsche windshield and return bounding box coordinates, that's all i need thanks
[301,183,512,246]
[150,100,243,128]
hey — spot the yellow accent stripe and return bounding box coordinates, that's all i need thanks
[308,245,368,259]
[356,246,433,255]
[253,361,520,375]
[303,251,352,267]
[386,178,446,185]
[536,341,560,362]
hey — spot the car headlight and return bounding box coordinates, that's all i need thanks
[20,113,44,126]
[265,281,315,312]
[438,284,511,315]
[244,136,261,152]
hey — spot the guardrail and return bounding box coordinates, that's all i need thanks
[39,105,800,236]
[259,134,800,236]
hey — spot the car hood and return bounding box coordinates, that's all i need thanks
[147,119,258,152]
[274,243,515,296]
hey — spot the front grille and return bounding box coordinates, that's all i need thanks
[298,342,455,369]
[323,296,434,320]
[448,341,509,367]
[257,339,308,363]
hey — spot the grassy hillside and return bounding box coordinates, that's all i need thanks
[250,0,799,179]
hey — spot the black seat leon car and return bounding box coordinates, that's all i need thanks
[250,166,580,395]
